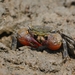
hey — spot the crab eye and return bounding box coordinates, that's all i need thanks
[34,34,38,39]
[44,36,48,40]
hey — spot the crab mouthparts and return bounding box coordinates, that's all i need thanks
[36,36,46,43]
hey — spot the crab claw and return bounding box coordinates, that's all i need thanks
[17,28,42,48]
[47,33,62,50]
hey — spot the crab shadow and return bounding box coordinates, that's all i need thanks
[31,46,63,55]
[33,48,60,53]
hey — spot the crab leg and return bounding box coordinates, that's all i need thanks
[62,39,69,59]
[11,33,17,50]
[60,33,75,57]
[61,33,75,47]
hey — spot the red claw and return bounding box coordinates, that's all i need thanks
[17,28,42,48]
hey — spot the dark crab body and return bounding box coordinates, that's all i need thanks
[11,26,75,59]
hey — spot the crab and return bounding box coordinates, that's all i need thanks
[11,26,75,59]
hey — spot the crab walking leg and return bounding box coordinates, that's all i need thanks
[11,34,17,50]
[62,39,69,58]
[61,33,75,47]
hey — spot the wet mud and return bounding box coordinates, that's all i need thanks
[0,0,75,75]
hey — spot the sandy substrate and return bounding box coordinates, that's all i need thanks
[0,0,75,75]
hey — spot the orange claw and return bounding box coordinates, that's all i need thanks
[17,28,30,46]
[17,28,42,48]
[47,33,62,50]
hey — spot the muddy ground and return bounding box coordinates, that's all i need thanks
[0,0,75,75]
